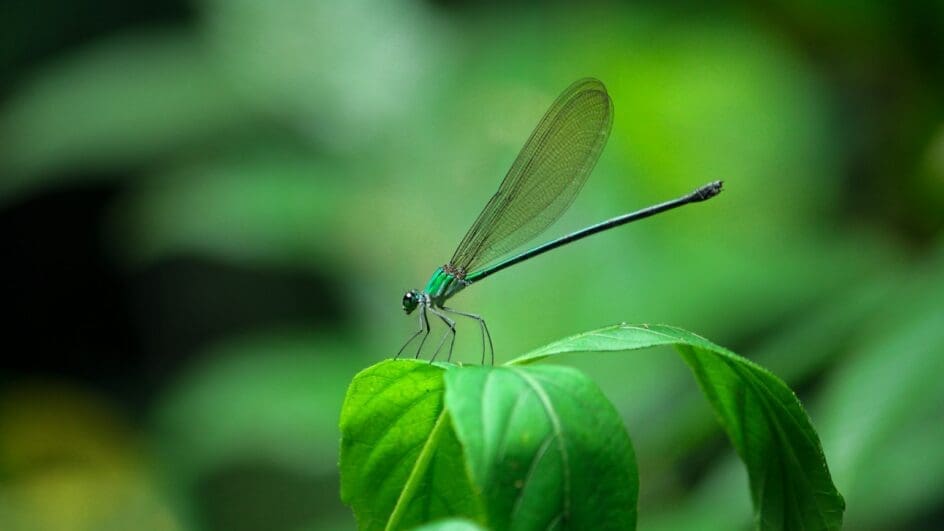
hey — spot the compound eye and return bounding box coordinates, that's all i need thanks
[402,291,419,313]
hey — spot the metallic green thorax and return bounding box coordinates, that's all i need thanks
[423,267,470,306]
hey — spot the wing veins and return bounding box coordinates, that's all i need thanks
[447,78,613,276]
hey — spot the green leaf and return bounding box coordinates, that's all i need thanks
[444,365,638,530]
[339,360,483,530]
[411,518,488,531]
[509,324,844,531]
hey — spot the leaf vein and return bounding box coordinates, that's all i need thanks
[509,368,571,523]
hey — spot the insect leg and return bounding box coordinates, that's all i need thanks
[413,305,431,359]
[395,306,427,359]
[442,306,494,365]
[428,307,456,363]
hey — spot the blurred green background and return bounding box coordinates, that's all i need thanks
[2,1,943,530]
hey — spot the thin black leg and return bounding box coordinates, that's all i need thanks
[442,306,494,365]
[395,306,428,359]
[428,307,456,363]
[413,306,430,359]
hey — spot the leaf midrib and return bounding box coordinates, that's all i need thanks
[385,409,452,531]
[730,360,834,527]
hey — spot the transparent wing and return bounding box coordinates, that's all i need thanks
[449,78,613,276]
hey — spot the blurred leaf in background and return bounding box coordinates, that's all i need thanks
[155,331,364,530]
[0,384,178,531]
[2,0,943,529]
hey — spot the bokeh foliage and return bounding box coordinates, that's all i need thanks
[2,1,943,530]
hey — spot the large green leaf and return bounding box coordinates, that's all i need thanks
[510,324,844,530]
[444,365,638,530]
[340,361,637,530]
[338,360,483,530]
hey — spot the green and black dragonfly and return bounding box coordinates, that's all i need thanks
[398,78,722,364]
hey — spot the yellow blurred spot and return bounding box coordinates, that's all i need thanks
[0,382,180,531]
